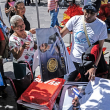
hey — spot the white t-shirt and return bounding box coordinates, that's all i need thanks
[66,15,108,63]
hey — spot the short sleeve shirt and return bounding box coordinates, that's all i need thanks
[48,0,59,11]
[66,15,108,63]
[9,31,35,65]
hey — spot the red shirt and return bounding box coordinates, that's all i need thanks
[0,28,4,41]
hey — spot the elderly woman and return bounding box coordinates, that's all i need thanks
[9,15,37,68]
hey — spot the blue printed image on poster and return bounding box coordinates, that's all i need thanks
[36,27,76,82]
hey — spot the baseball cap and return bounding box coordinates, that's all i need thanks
[83,0,101,12]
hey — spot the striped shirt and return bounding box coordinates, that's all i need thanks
[48,0,59,11]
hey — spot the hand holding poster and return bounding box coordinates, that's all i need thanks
[36,27,76,82]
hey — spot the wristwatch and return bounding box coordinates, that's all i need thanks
[92,64,98,69]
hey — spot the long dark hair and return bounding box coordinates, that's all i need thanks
[14,1,24,9]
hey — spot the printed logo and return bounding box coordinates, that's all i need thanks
[47,58,58,72]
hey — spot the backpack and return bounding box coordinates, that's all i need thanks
[81,41,108,77]
[2,34,11,59]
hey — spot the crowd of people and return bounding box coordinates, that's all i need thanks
[0,0,109,109]
[0,0,37,98]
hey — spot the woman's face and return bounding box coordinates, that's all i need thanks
[15,3,25,16]
[13,19,25,34]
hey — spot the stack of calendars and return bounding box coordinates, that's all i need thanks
[17,75,65,110]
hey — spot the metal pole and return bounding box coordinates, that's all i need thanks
[35,0,40,28]
[0,6,3,20]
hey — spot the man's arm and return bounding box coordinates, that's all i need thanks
[60,26,70,38]
[94,40,104,66]
[85,40,104,81]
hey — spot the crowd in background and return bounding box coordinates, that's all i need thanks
[0,0,37,99]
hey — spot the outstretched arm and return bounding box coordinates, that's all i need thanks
[85,40,104,81]
[60,26,69,38]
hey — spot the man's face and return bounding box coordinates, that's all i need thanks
[40,43,49,52]
[84,9,98,23]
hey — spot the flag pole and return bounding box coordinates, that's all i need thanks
[35,0,40,28]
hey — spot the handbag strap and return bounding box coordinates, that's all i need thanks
[18,61,33,80]
[82,16,91,47]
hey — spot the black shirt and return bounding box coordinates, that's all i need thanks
[23,15,30,31]
[5,3,15,17]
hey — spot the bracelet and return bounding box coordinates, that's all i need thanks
[92,64,97,69]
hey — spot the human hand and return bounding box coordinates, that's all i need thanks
[54,25,61,33]
[55,8,57,12]
[29,28,36,34]
[9,6,14,11]
[22,42,30,49]
[72,97,79,107]
[85,68,96,81]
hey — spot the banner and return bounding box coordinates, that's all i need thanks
[36,27,76,82]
